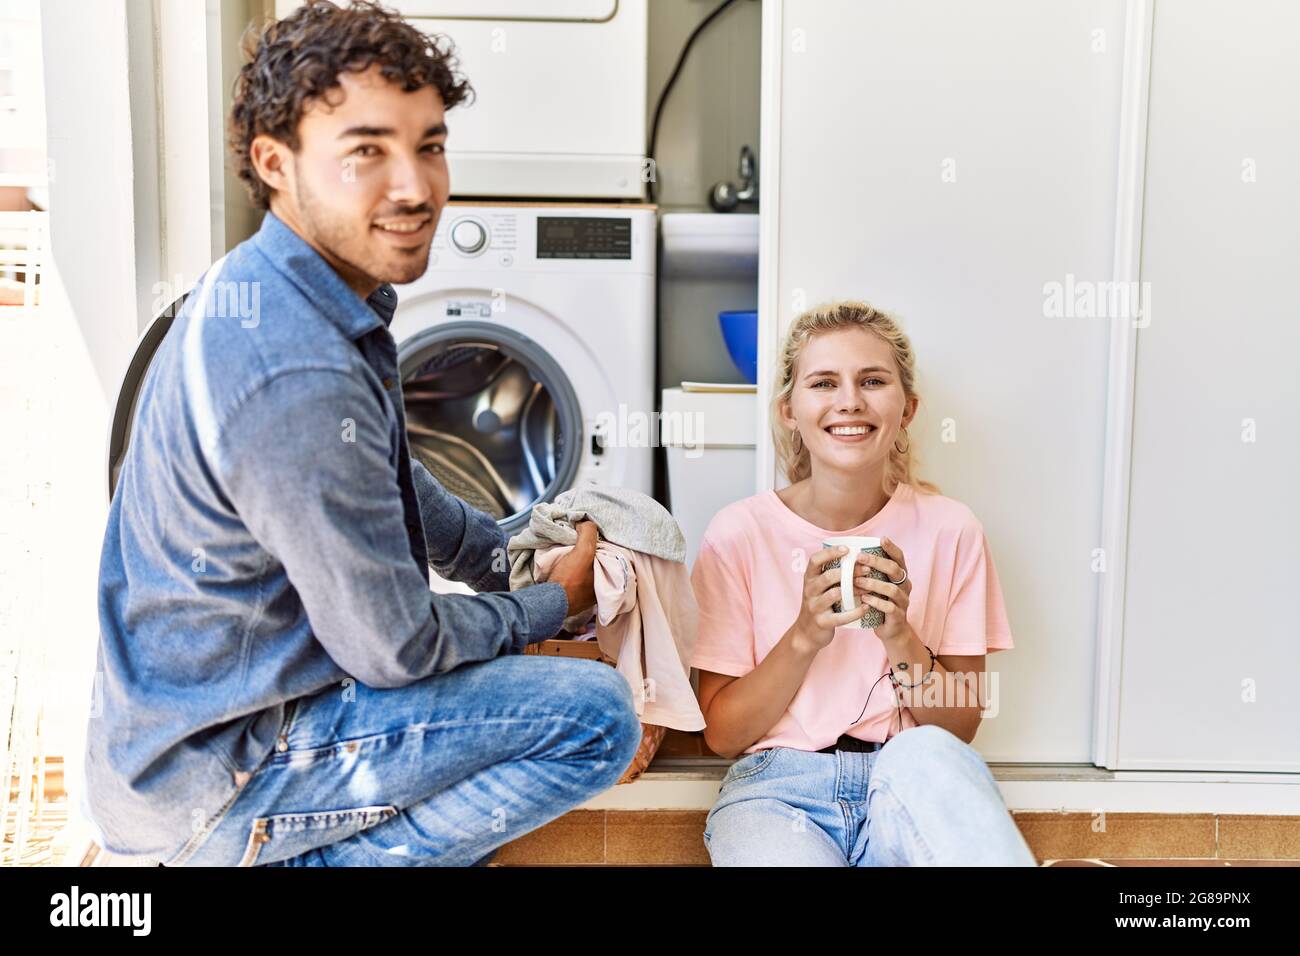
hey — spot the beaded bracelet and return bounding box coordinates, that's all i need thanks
[851,642,940,731]
[888,644,937,689]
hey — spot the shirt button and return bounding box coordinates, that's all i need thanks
[276,739,288,753]
[382,377,394,389]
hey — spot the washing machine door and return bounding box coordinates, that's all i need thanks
[107,293,190,500]
[398,322,583,535]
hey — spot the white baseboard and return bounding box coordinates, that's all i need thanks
[583,765,1300,813]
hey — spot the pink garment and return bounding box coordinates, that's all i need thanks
[534,542,706,732]
[688,482,1014,753]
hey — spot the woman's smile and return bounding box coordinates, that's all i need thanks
[825,421,877,442]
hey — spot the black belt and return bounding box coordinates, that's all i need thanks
[818,734,882,754]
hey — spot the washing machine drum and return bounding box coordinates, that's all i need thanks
[398,322,582,535]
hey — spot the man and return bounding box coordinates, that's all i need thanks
[84,0,641,867]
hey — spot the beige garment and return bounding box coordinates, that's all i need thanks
[534,542,706,732]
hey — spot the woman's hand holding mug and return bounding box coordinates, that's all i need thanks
[852,536,913,645]
[808,536,914,647]
[791,545,876,653]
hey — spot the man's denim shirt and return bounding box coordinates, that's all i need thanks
[86,210,569,859]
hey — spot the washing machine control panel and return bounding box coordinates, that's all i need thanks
[537,216,632,260]
[423,205,651,274]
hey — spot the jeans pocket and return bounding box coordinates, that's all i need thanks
[237,804,399,867]
[724,747,779,784]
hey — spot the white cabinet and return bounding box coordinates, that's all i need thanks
[759,0,1129,763]
[1114,0,1300,771]
[759,0,1299,769]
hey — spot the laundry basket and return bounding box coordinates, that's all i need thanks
[522,638,666,784]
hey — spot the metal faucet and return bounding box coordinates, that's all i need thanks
[709,145,759,212]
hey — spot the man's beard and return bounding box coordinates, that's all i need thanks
[294,166,433,290]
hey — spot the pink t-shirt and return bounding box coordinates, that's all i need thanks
[688,482,1014,753]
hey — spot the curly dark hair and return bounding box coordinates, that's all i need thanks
[228,0,473,210]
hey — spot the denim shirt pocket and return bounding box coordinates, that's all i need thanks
[237,804,400,867]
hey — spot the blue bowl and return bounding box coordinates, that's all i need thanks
[719,309,758,384]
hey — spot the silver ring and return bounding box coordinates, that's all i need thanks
[888,568,908,586]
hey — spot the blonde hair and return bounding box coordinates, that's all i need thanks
[771,300,941,496]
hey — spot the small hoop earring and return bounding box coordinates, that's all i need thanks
[792,428,803,452]
[893,427,910,455]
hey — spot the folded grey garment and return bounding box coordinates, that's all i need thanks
[507,485,687,618]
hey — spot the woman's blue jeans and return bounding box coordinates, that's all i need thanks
[704,724,1038,866]
[173,654,643,866]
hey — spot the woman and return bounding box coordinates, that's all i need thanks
[689,300,1036,866]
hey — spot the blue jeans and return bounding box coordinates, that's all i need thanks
[703,725,1037,866]
[169,654,643,866]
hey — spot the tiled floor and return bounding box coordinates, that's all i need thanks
[7,800,1299,868]
[2,799,68,867]
[491,731,1300,866]
[1012,811,1300,861]
[490,808,1300,866]
[1040,859,1299,866]
[9,735,1300,867]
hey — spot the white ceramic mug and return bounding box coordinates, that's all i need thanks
[821,536,889,629]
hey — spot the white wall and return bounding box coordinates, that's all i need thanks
[33,0,151,792]
[32,0,260,790]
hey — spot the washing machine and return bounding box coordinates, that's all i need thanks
[389,202,657,544]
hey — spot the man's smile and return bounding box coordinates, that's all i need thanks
[373,215,433,237]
